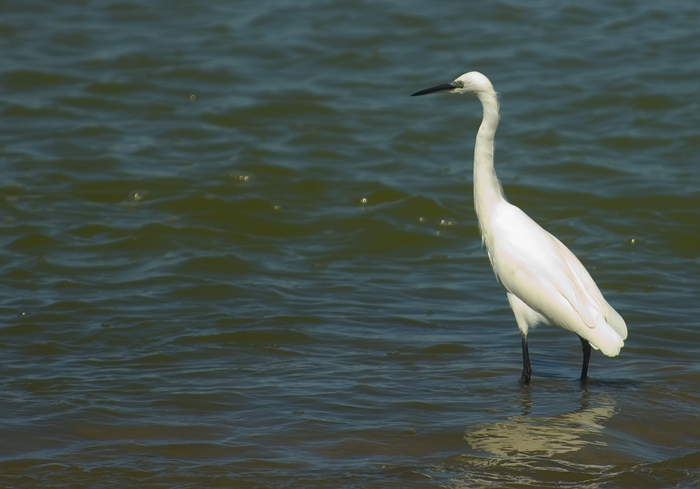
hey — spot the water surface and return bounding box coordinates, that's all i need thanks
[1,1,700,487]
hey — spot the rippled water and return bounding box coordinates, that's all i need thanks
[2,1,700,487]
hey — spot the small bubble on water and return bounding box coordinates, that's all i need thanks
[361,197,368,204]
[129,190,148,202]
[189,94,196,101]
[228,174,250,182]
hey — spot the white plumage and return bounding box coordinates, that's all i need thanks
[412,71,627,384]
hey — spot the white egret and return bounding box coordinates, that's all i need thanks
[412,72,627,385]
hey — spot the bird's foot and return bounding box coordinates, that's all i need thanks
[520,369,531,387]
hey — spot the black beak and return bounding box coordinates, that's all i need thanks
[411,82,456,97]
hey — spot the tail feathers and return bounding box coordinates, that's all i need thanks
[586,315,625,357]
[605,302,628,340]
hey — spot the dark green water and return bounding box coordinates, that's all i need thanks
[2,1,700,487]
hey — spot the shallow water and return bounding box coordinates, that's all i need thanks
[1,1,700,487]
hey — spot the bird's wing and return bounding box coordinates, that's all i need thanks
[488,204,626,356]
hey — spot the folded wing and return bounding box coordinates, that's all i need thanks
[488,203,627,357]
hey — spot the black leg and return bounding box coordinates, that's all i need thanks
[521,333,531,386]
[579,335,591,383]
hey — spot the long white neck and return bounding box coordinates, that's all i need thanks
[473,90,505,243]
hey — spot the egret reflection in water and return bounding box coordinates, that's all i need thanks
[464,393,616,458]
[442,394,619,488]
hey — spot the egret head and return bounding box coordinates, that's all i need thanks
[411,71,494,97]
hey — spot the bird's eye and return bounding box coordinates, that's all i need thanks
[456,81,465,88]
